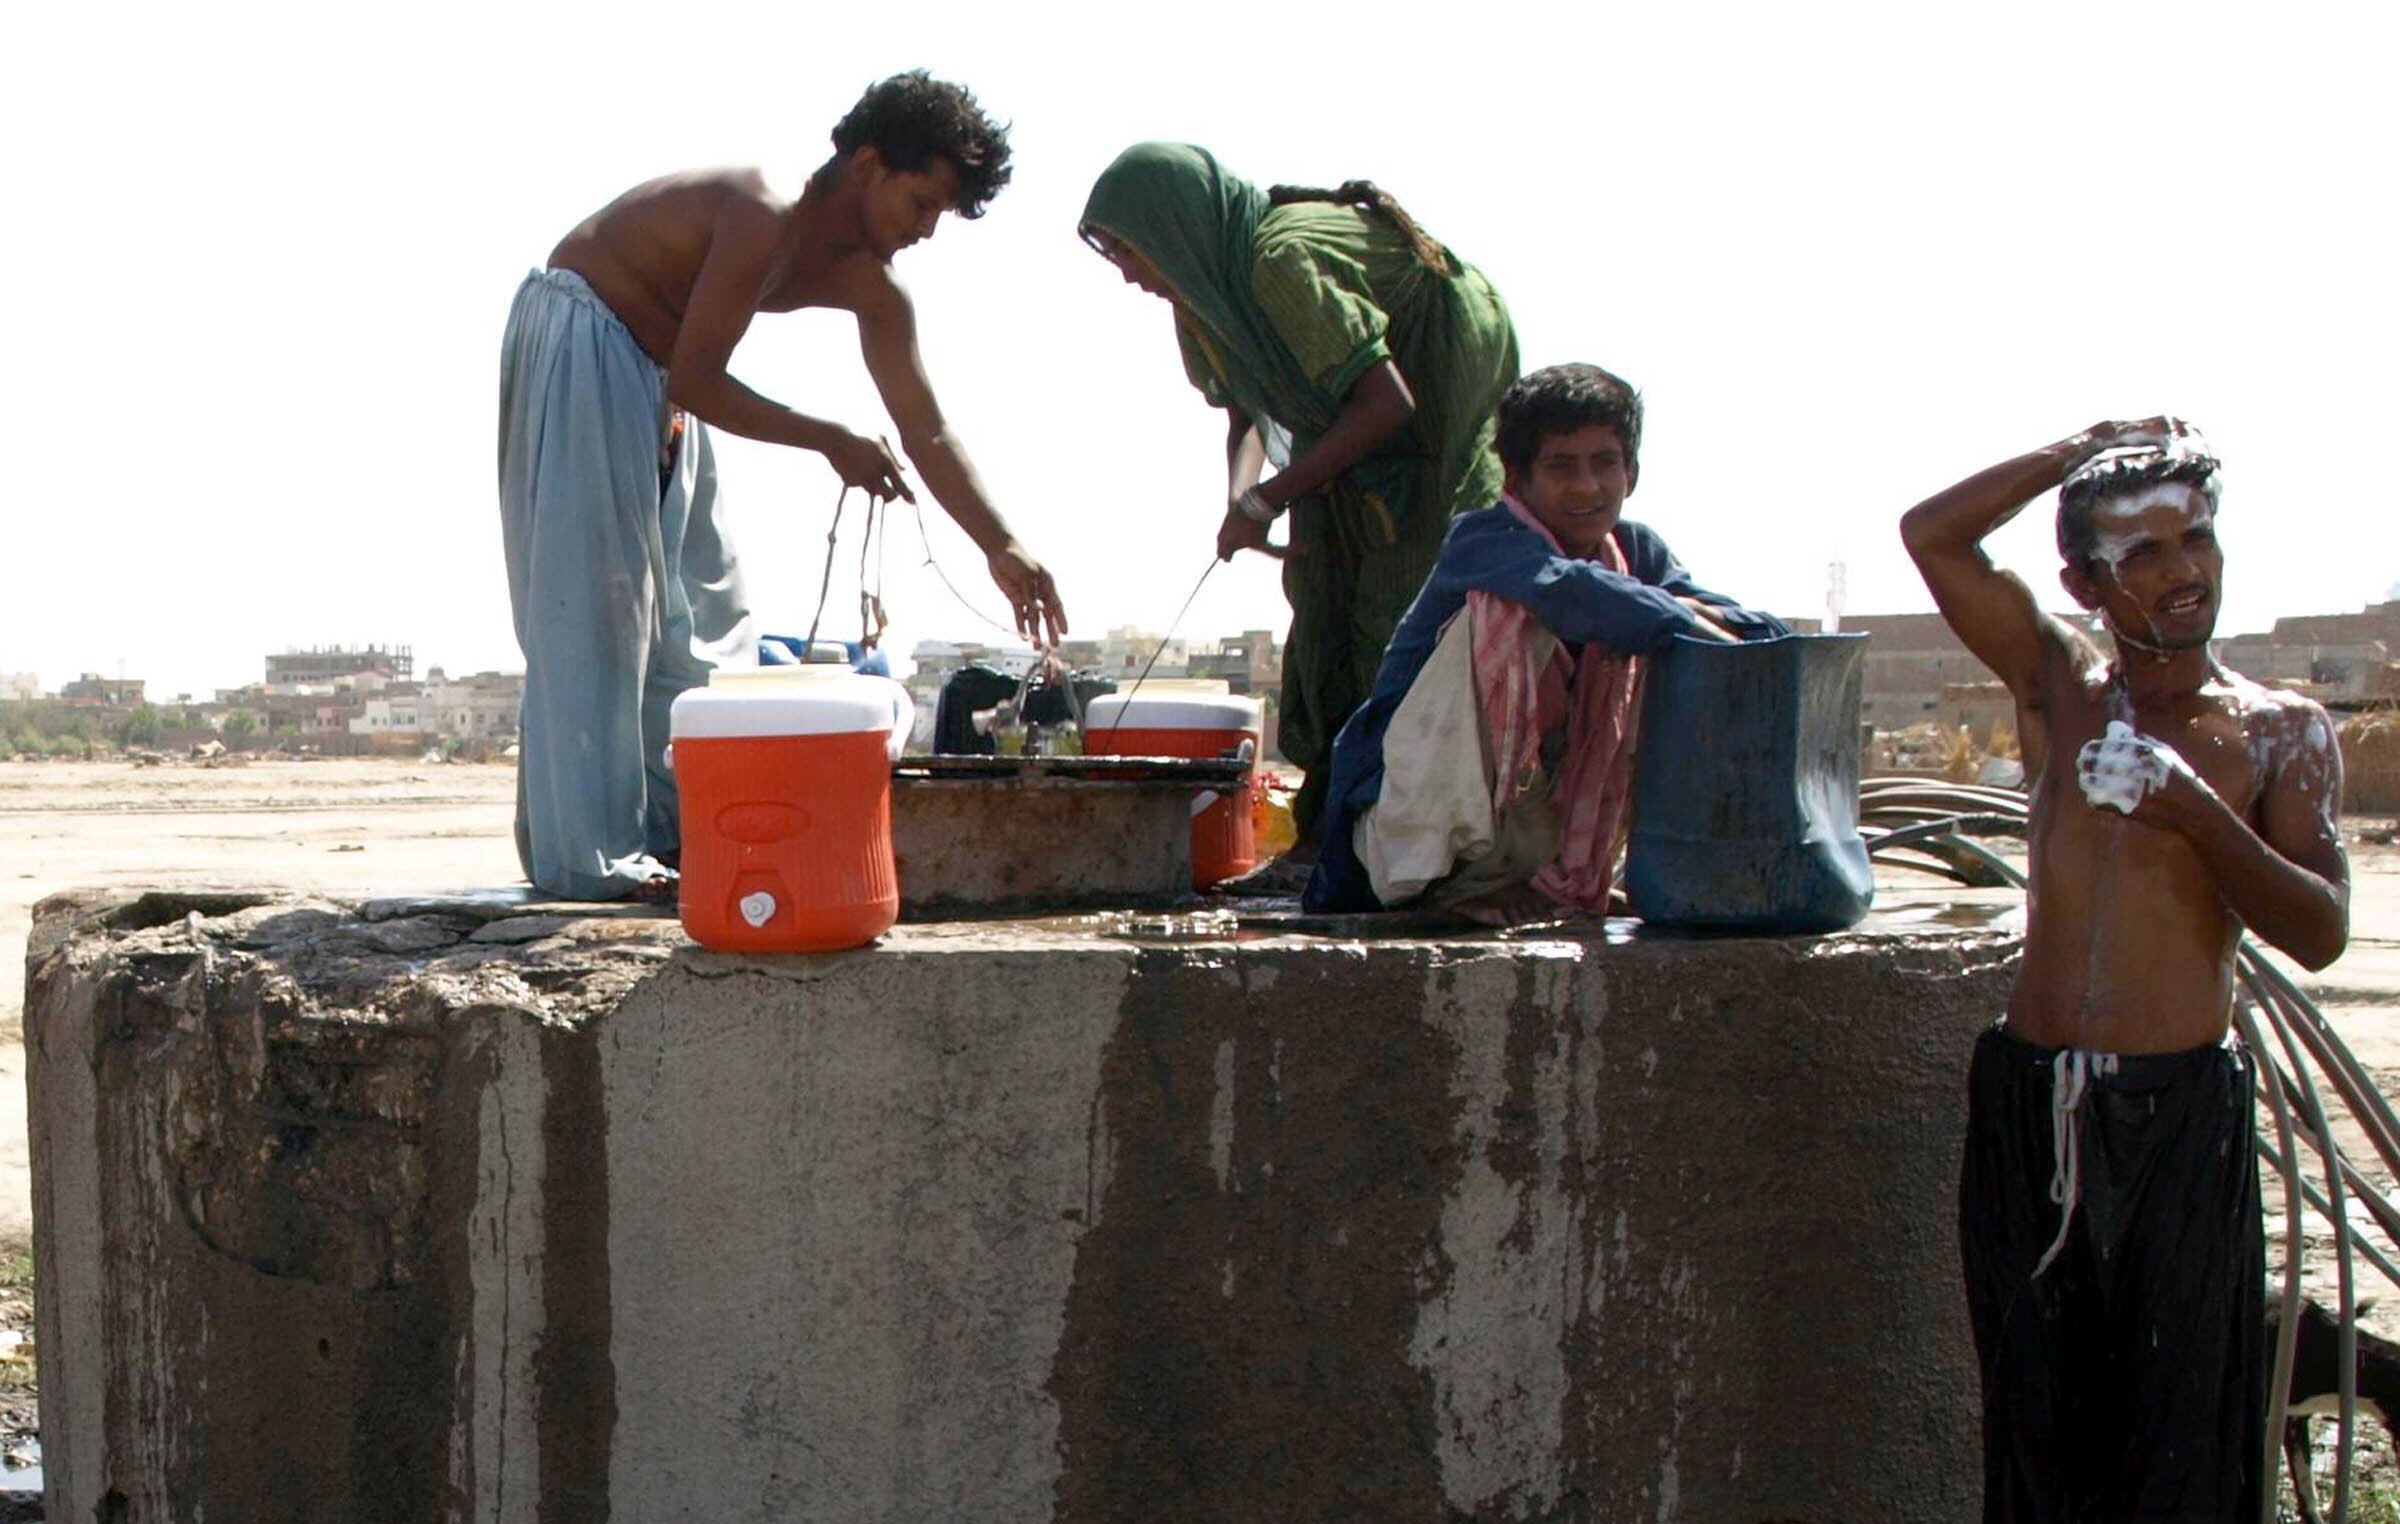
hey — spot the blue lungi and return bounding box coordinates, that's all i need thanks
[497,268,755,899]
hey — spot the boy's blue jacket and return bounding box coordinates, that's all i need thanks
[1302,505,1789,912]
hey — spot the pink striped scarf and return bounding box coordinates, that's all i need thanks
[1469,495,1643,912]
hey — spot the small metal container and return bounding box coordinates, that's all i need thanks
[890,754,1250,918]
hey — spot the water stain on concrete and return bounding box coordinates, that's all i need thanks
[1049,947,1468,1522]
[79,934,461,1521]
[534,1024,615,1524]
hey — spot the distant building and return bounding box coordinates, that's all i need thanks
[349,689,424,737]
[60,672,146,706]
[908,641,968,680]
[1789,613,1985,730]
[245,689,348,735]
[0,673,38,704]
[265,644,412,691]
[1807,599,2400,733]
[1097,626,1188,680]
[301,703,355,738]
[1185,629,1282,695]
[418,669,522,739]
[2215,632,2274,682]
[1788,611,2102,732]
[2216,601,2400,699]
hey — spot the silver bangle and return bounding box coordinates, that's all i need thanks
[1237,485,1281,524]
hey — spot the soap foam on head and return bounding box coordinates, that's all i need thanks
[2086,485,2216,573]
[2058,427,2223,576]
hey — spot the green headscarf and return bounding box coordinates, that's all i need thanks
[1078,142,1342,441]
[1080,142,1522,823]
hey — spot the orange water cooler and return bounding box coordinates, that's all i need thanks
[1084,687,1263,887]
[668,670,914,953]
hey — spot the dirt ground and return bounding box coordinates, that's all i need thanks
[4,755,2399,1508]
[1,758,528,1242]
[0,757,524,1488]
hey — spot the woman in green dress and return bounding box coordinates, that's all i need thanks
[1080,142,1520,877]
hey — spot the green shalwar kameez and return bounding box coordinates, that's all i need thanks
[1081,143,1520,836]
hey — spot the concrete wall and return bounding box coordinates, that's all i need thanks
[26,890,2018,1523]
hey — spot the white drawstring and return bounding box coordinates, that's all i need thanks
[2032,1048,2120,1279]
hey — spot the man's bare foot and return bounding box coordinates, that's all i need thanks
[630,872,679,906]
[1452,883,1565,928]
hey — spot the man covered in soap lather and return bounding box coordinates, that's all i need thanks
[1901,420,2347,1522]
[1303,363,1787,922]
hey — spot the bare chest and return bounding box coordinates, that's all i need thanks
[2042,689,2265,820]
[757,254,874,316]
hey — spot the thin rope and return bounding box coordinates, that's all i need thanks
[909,498,1020,638]
[869,495,890,646]
[802,486,851,660]
[856,495,887,650]
[2031,1048,2118,1279]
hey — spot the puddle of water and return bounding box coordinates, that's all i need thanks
[1866,898,2027,932]
[1059,906,1624,946]
[0,1437,40,1497]
[1084,910,1244,943]
[919,900,2022,948]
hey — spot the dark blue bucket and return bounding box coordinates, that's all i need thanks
[1624,632,1872,932]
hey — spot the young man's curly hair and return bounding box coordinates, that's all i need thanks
[1495,363,1644,484]
[828,71,1013,219]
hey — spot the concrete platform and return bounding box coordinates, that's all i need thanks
[24,888,2020,1523]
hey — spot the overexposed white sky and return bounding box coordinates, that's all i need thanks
[5,1,2394,700]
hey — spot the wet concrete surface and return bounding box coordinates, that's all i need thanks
[30,884,2020,1522]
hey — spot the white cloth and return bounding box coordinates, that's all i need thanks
[1355,605,1562,906]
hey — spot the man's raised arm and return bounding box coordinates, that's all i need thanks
[1900,419,2169,699]
[856,278,1068,645]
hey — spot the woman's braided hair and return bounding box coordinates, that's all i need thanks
[1266,180,1457,275]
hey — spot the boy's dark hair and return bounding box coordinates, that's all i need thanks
[1495,364,1643,480]
[2056,449,2223,569]
[828,71,1012,218]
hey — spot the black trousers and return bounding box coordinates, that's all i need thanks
[1959,1023,2265,1524]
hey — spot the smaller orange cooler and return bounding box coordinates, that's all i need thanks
[1084,689,1263,887]
[668,671,914,952]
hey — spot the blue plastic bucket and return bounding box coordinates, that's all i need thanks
[1624,632,1872,932]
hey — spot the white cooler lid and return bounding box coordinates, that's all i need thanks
[1085,691,1261,730]
[671,671,909,739]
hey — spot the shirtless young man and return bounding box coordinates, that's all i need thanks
[1902,419,2348,1522]
[498,71,1066,900]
